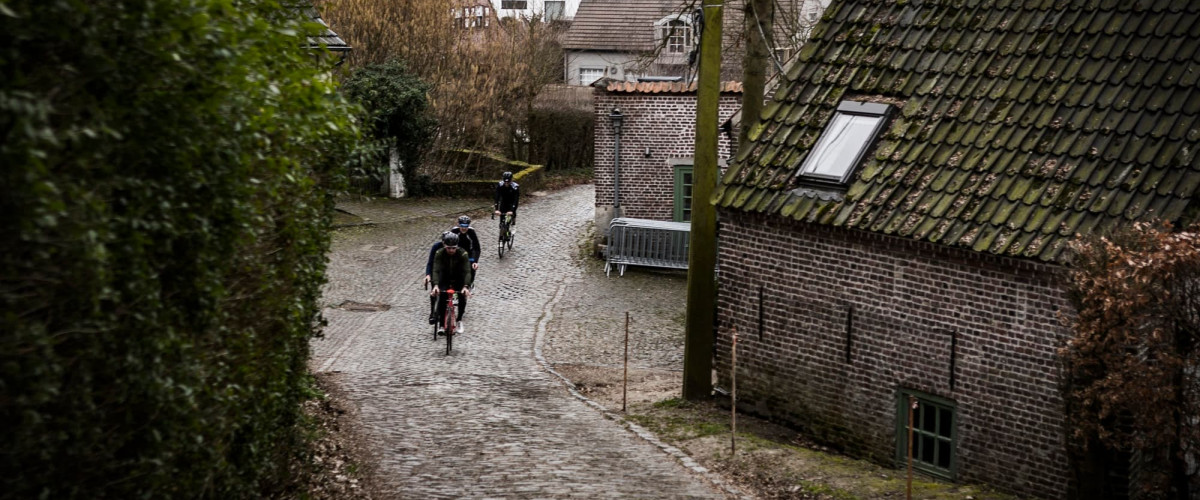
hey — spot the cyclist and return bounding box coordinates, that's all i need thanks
[448,215,480,324]
[423,216,481,325]
[493,171,520,228]
[449,215,481,276]
[429,232,473,335]
[424,231,450,325]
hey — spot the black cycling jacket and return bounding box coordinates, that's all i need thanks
[495,181,519,212]
[450,227,481,263]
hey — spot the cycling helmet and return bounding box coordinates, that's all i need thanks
[502,171,513,181]
[457,215,471,227]
[442,232,460,248]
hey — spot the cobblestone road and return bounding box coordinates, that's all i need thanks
[313,186,727,499]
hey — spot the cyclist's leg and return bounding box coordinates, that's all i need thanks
[434,291,449,330]
[428,294,437,323]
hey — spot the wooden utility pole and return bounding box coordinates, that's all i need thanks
[682,0,723,401]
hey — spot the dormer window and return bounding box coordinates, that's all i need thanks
[797,101,891,184]
[655,15,694,54]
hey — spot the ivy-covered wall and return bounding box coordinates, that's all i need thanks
[0,1,360,497]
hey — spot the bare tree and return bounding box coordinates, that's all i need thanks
[319,0,564,169]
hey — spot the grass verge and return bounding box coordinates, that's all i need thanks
[565,373,1020,500]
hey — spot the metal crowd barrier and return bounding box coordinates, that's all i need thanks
[605,218,691,276]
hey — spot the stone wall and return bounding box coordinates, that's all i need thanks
[431,150,544,198]
[714,208,1073,499]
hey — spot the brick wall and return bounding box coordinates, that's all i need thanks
[593,90,741,222]
[715,209,1073,499]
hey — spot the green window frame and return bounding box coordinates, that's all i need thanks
[672,163,694,222]
[895,389,957,480]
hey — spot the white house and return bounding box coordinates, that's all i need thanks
[562,0,828,86]
[490,0,579,21]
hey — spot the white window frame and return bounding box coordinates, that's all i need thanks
[579,67,604,86]
[544,0,565,20]
[796,100,891,185]
[655,15,694,55]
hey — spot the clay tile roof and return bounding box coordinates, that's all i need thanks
[564,0,689,51]
[716,0,1200,263]
[564,0,746,52]
[604,81,743,94]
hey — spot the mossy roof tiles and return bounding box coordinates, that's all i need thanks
[716,0,1200,263]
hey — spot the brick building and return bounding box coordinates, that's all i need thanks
[593,80,742,245]
[711,0,1200,498]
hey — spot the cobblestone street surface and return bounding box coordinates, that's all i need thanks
[313,186,729,499]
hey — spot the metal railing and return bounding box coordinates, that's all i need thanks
[605,218,691,276]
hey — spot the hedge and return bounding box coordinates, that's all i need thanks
[528,105,594,172]
[0,1,360,498]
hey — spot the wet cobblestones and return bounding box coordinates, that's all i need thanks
[542,258,690,371]
[313,186,726,498]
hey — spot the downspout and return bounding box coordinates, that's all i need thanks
[609,107,624,218]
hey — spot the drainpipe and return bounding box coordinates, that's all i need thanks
[609,107,624,218]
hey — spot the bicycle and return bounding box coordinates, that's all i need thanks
[432,288,459,355]
[493,212,515,258]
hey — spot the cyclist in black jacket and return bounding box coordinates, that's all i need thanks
[448,215,479,328]
[424,231,449,325]
[449,215,481,273]
[493,171,520,227]
[429,232,473,334]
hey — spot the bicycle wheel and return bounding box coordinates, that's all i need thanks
[497,232,506,259]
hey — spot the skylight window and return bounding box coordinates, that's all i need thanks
[796,101,891,184]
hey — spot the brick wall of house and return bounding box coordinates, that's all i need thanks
[715,209,1073,499]
[594,90,741,221]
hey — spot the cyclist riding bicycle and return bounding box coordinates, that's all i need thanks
[449,215,481,275]
[424,215,481,327]
[429,232,473,335]
[424,231,450,325]
[493,171,520,227]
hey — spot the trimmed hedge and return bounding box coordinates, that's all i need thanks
[1,1,360,498]
[528,105,594,172]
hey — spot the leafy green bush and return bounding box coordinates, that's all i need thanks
[342,60,435,194]
[0,1,360,498]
